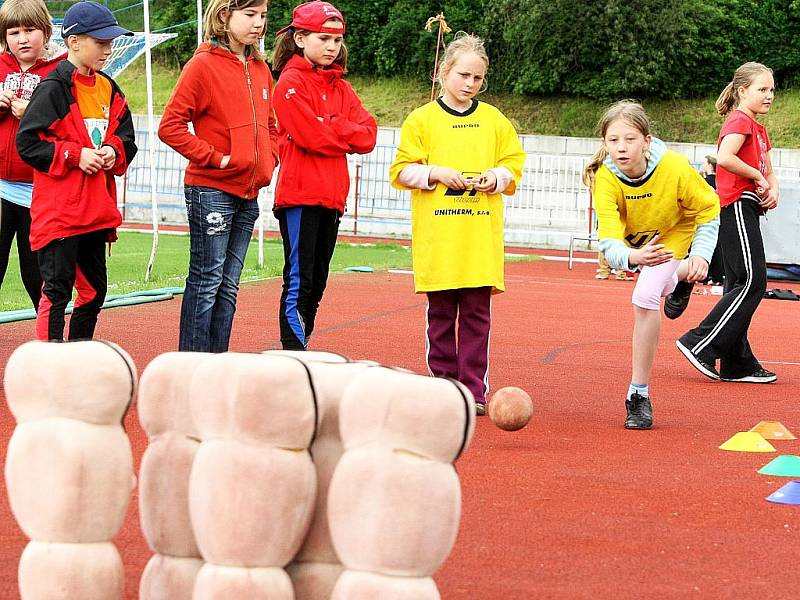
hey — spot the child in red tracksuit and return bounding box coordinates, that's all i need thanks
[16,2,136,341]
[271,1,377,350]
[159,0,278,353]
[0,0,65,311]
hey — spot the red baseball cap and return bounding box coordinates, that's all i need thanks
[277,1,346,36]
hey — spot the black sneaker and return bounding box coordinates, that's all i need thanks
[722,368,777,384]
[475,402,486,416]
[664,280,695,319]
[625,392,653,429]
[675,339,720,380]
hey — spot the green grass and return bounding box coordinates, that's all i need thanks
[115,59,182,115]
[0,231,414,312]
[117,59,800,147]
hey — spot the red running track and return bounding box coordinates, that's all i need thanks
[1,255,799,599]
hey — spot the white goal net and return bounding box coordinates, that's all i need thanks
[50,22,176,77]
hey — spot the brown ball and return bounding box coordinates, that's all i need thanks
[488,387,533,431]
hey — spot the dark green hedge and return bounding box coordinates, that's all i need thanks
[147,0,800,99]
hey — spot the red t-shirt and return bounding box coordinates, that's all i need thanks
[716,110,771,207]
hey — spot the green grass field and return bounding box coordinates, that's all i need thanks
[0,231,414,312]
[117,60,800,147]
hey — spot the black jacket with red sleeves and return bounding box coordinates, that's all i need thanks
[16,59,137,251]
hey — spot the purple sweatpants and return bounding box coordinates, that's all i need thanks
[425,287,492,405]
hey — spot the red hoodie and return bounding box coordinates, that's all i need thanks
[159,43,279,200]
[273,54,377,213]
[0,50,65,182]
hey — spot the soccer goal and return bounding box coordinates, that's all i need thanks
[50,22,176,78]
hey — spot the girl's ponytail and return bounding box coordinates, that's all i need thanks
[272,31,296,72]
[582,147,608,188]
[715,81,736,117]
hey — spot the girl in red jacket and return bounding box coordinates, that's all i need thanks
[159,0,279,352]
[0,0,64,311]
[272,1,377,350]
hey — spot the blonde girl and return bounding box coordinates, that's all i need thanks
[390,33,526,415]
[677,63,778,384]
[583,100,719,429]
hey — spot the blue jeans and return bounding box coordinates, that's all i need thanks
[179,186,259,352]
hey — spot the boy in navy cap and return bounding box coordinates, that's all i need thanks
[16,1,137,341]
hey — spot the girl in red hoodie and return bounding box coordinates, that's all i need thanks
[159,0,278,352]
[0,0,64,311]
[272,1,377,350]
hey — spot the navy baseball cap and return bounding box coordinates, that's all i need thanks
[61,1,133,40]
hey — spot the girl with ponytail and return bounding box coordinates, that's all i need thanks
[677,62,779,384]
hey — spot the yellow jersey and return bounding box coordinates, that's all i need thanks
[390,100,525,293]
[594,150,720,258]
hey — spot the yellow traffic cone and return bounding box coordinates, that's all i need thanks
[719,431,776,452]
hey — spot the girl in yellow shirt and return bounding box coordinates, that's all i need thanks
[583,100,720,430]
[390,33,525,415]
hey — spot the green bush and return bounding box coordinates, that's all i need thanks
[146,0,800,99]
[488,0,800,99]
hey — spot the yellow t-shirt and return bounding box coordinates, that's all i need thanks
[594,150,720,258]
[74,72,112,150]
[389,100,525,293]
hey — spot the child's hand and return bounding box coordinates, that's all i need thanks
[685,255,709,283]
[99,146,116,170]
[10,98,29,119]
[430,167,469,190]
[0,90,14,111]
[220,155,230,168]
[472,171,497,193]
[629,235,673,267]
[759,185,779,211]
[79,148,105,174]
[754,174,769,196]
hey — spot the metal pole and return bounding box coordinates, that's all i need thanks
[353,163,360,236]
[196,0,203,46]
[257,191,264,268]
[143,0,160,281]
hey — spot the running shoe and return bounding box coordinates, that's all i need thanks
[721,368,777,384]
[675,339,720,380]
[664,280,695,319]
[625,392,653,429]
[475,402,486,416]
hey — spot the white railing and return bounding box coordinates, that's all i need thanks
[121,127,800,249]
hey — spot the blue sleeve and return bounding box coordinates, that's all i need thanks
[598,238,632,271]
[689,217,720,263]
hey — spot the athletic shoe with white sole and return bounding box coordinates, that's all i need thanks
[475,402,486,416]
[675,339,720,380]
[721,368,777,384]
[625,392,653,429]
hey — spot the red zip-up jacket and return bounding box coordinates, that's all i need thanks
[158,43,279,200]
[16,60,137,251]
[0,50,65,182]
[273,54,377,214]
